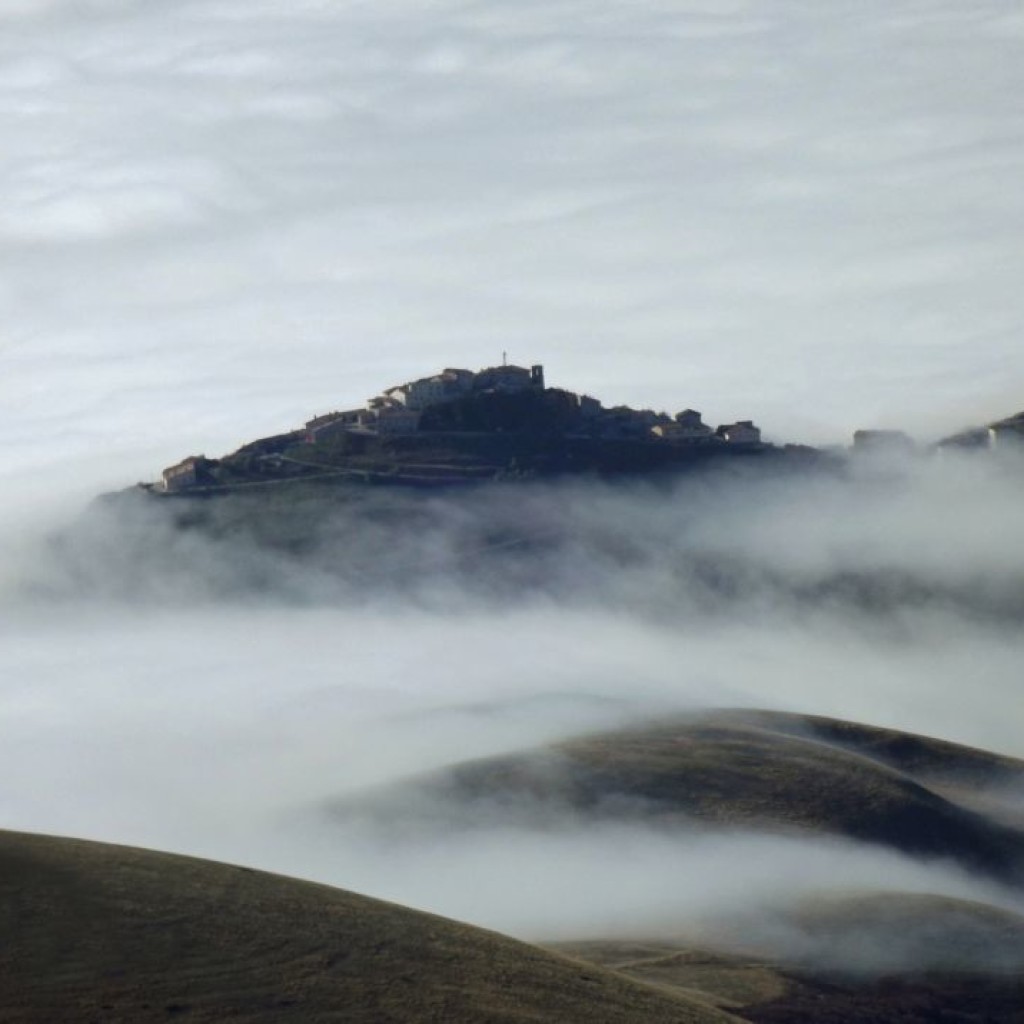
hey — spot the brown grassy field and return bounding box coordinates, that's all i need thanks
[551,892,1024,1023]
[713,709,1024,807]
[341,709,1021,1022]
[338,709,1024,884]
[11,709,1024,1022]
[8,827,1020,1023]
[0,829,739,1024]
[553,936,1024,1024]
[561,892,1024,976]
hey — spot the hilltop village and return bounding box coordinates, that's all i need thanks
[151,362,1023,495]
[155,363,768,493]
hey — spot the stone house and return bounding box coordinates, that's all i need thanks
[160,455,210,492]
[715,420,761,445]
[385,368,473,411]
[653,409,714,442]
[377,406,421,434]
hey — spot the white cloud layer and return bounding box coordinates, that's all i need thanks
[1,455,1023,943]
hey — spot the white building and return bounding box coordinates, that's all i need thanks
[384,369,475,411]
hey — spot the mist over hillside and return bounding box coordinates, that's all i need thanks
[0,448,1021,951]
[25,450,1024,626]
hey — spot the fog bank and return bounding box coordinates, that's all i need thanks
[1,0,1023,958]
[0,453,1022,947]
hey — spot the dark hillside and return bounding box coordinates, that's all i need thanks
[0,830,736,1024]
[710,709,1024,789]
[553,894,1024,1022]
[332,712,1024,885]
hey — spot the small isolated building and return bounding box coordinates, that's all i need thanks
[715,421,761,445]
[160,455,210,492]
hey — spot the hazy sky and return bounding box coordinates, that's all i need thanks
[0,0,1022,945]
[2,0,1023,505]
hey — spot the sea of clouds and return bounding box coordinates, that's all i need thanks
[1,0,1024,954]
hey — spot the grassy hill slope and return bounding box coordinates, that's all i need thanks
[552,893,1024,1023]
[711,709,1024,791]
[0,830,738,1024]
[334,711,1024,884]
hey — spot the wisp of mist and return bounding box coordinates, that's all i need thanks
[0,451,1022,952]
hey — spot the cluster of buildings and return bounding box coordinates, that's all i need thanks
[155,363,1022,493]
[157,363,765,492]
[305,364,547,443]
[303,362,763,448]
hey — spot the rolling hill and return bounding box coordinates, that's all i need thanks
[0,829,737,1024]
[331,710,1024,885]
[5,718,1024,1022]
[552,893,1024,1024]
